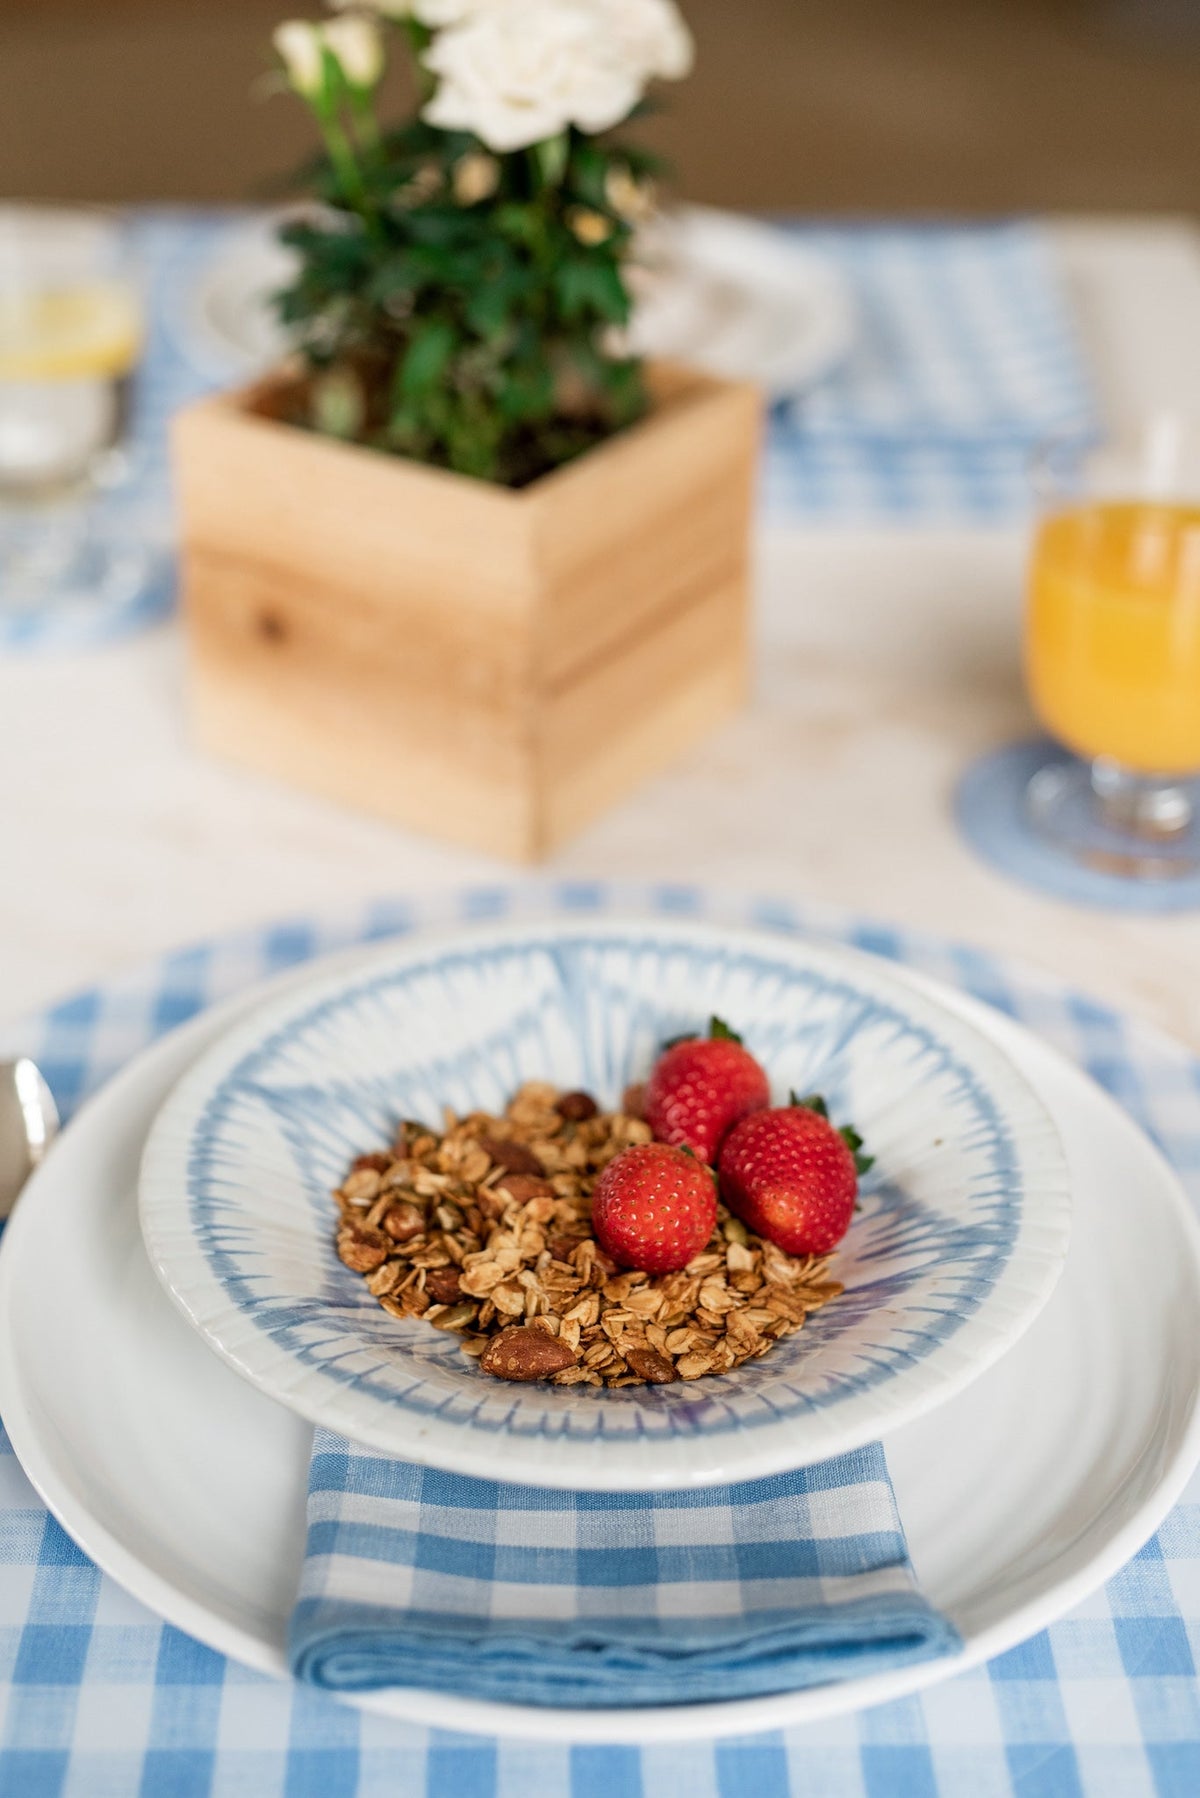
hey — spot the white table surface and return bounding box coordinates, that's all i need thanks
[4,217,1200,1046]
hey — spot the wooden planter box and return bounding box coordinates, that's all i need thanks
[172,363,761,861]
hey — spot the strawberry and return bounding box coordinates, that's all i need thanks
[591,1142,718,1275]
[718,1094,873,1257]
[644,1017,769,1164]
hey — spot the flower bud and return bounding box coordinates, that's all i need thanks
[323,14,385,88]
[605,164,655,224]
[568,206,614,248]
[452,152,500,206]
[274,20,327,99]
[396,163,444,207]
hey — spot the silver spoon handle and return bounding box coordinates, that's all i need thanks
[0,1059,59,1220]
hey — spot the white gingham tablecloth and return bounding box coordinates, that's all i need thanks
[0,881,1198,1797]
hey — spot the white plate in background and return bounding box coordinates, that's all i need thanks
[626,204,853,393]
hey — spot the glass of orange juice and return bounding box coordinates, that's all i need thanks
[0,205,146,613]
[1024,416,1200,879]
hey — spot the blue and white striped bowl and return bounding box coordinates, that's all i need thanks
[139,919,1071,1488]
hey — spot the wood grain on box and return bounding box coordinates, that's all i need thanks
[173,363,760,861]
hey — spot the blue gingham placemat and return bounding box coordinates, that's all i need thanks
[2,880,1197,1797]
[766,221,1095,521]
[2,212,1095,655]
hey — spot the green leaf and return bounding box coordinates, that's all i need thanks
[708,1017,743,1045]
[494,203,544,248]
[533,132,569,188]
[497,360,555,424]
[603,139,668,181]
[837,1124,874,1176]
[567,141,613,209]
[465,266,534,337]
[598,357,647,429]
[553,256,630,325]
[789,1092,829,1118]
[398,318,457,401]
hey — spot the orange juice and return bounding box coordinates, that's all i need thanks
[1026,501,1200,775]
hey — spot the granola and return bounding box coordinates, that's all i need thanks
[332,1081,843,1386]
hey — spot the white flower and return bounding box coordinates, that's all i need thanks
[411,0,492,20]
[323,13,385,86]
[327,0,494,19]
[327,0,415,16]
[423,1,643,152]
[605,0,693,81]
[274,20,327,98]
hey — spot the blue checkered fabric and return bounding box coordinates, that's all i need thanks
[1,212,1095,654]
[765,221,1095,521]
[290,1439,958,1706]
[2,881,1198,1796]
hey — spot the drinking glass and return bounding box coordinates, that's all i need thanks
[0,206,146,612]
[1024,415,1200,879]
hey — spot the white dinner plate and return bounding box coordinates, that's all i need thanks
[138,920,1070,1488]
[626,204,854,394]
[1,938,1198,1742]
[178,207,853,398]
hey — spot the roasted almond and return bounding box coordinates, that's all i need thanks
[557,1090,599,1122]
[424,1266,463,1305]
[480,1326,578,1382]
[478,1135,545,1177]
[625,1346,678,1384]
[496,1173,556,1204]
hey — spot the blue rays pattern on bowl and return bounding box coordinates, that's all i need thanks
[142,922,1070,1475]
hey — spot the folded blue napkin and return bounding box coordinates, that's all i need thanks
[289,1432,960,1707]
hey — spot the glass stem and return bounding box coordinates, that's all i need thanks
[1090,759,1195,840]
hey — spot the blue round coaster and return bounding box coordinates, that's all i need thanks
[954,738,1200,913]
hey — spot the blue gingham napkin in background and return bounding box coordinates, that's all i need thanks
[289,1438,959,1705]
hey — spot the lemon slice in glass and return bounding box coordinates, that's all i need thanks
[0,281,142,381]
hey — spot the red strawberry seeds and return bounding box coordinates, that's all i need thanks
[718,1101,863,1257]
[591,1142,718,1275]
[644,1018,769,1164]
